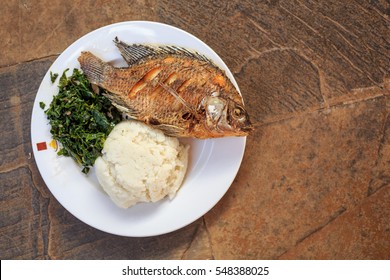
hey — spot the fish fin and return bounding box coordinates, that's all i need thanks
[114,37,156,65]
[157,81,200,120]
[153,124,186,137]
[101,90,139,118]
[157,82,192,110]
[113,102,138,119]
[78,52,110,85]
[156,45,213,64]
[114,37,215,66]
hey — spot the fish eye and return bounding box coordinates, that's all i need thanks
[233,107,244,118]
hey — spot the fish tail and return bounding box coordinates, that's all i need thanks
[78,51,109,86]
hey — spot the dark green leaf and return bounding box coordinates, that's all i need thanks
[44,68,121,174]
[50,71,59,83]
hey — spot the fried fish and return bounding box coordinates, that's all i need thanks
[78,37,253,138]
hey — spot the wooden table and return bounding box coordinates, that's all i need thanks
[1,0,389,259]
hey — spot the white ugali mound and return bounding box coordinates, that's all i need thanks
[95,120,189,208]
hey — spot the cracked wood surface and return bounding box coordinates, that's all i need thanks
[1,0,389,259]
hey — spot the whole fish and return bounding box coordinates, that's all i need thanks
[78,37,253,138]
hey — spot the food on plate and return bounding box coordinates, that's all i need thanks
[94,120,189,208]
[43,69,121,173]
[78,37,253,139]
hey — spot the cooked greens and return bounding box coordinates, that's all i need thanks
[50,71,59,83]
[44,68,121,174]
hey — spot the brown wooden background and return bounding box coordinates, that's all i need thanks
[1,0,389,259]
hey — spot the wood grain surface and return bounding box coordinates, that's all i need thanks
[1,0,389,259]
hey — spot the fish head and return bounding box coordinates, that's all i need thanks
[203,95,253,137]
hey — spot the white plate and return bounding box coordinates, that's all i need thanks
[31,21,246,237]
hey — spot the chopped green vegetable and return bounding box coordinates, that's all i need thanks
[50,71,59,83]
[45,68,121,174]
[39,102,46,109]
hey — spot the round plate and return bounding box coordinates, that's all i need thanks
[31,21,246,237]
